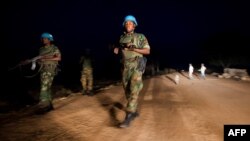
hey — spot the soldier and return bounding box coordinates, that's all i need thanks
[36,32,61,113]
[113,15,150,128]
[80,48,94,96]
[189,63,194,80]
[199,63,206,79]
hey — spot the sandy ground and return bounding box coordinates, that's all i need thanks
[0,72,250,141]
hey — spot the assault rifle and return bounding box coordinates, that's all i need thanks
[109,43,136,51]
[119,43,136,50]
[8,55,54,71]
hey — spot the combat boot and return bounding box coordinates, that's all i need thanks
[119,112,139,128]
[35,102,54,114]
[87,90,94,96]
[82,89,87,95]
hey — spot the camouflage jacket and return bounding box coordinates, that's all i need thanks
[80,55,92,69]
[119,32,150,60]
[39,44,61,65]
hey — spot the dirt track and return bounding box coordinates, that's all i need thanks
[1,72,250,141]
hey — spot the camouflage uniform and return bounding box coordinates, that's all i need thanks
[80,55,93,94]
[119,32,150,113]
[38,45,60,108]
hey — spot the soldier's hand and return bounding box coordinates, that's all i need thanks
[114,48,119,54]
[127,48,134,51]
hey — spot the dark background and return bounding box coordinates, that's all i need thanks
[4,0,250,109]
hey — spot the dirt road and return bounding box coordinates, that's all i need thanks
[1,73,250,141]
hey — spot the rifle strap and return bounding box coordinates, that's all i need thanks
[22,64,43,78]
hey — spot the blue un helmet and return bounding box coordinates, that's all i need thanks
[41,32,54,41]
[122,15,138,27]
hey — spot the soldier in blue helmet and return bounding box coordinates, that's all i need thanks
[35,32,61,114]
[113,15,150,128]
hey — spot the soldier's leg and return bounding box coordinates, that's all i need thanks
[38,71,54,111]
[122,68,132,99]
[127,70,143,113]
[40,72,50,102]
[87,68,94,95]
[80,69,87,94]
[119,70,142,128]
[47,74,55,102]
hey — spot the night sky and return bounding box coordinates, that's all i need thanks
[4,0,250,106]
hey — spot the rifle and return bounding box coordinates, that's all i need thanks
[110,43,136,51]
[8,55,54,71]
[120,43,136,50]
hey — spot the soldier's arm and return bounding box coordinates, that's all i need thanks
[130,34,150,55]
[41,48,61,61]
[132,48,150,55]
[41,53,61,61]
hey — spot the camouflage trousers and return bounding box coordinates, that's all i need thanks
[122,62,143,113]
[39,71,55,106]
[80,68,93,91]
